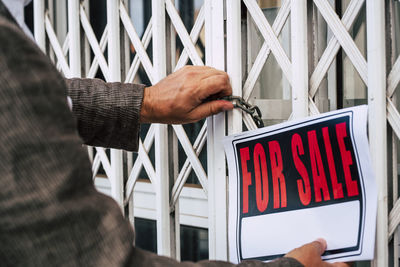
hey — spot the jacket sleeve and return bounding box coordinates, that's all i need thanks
[127,247,303,267]
[65,78,145,152]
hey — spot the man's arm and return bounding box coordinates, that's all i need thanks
[66,65,235,151]
[66,78,145,151]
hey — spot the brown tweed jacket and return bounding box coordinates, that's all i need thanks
[0,2,302,266]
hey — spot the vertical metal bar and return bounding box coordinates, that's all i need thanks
[152,0,171,257]
[108,0,121,81]
[291,0,308,119]
[68,0,81,78]
[366,0,387,266]
[56,1,68,56]
[128,195,135,228]
[168,126,179,260]
[120,0,129,190]
[387,1,398,265]
[204,2,215,258]
[171,129,180,260]
[227,0,243,135]
[83,0,91,77]
[391,6,399,267]
[282,0,291,101]
[122,0,130,80]
[205,0,228,260]
[392,118,398,267]
[34,0,46,52]
[225,1,241,261]
[107,0,124,210]
[166,2,180,259]
[82,0,94,164]
[47,0,55,63]
[126,152,133,176]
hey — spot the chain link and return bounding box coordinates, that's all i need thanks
[221,96,264,128]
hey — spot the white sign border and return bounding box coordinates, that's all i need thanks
[223,105,377,263]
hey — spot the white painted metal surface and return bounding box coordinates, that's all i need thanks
[205,0,228,260]
[152,0,172,257]
[366,0,387,266]
[386,1,400,267]
[226,0,243,135]
[32,0,400,265]
[33,0,45,52]
[68,0,80,78]
[107,0,125,210]
[291,0,308,119]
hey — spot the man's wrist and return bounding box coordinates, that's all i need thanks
[140,86,152,123]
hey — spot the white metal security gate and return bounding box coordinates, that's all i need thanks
[32,0,399,266]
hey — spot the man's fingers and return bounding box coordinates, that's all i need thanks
[197,74,232,100]
[176,65,225,80]
[200,68,229,80]
[189,100,233,121]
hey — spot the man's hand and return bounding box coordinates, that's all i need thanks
[140,65,234,124]
[285,239,352,267]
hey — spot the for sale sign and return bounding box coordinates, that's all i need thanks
[224,106,376,263]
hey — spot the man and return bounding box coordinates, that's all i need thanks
[0,1,349,266]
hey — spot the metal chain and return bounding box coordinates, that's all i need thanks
[221,96,264,128]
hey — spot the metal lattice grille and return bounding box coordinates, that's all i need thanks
[32,0,396,265]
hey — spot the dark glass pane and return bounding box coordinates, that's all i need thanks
[24,2,34,33]
[134,218,157,253]
[89,0,107,41]
[180,225,208,262]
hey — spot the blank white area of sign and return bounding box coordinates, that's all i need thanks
[241,200,360,259]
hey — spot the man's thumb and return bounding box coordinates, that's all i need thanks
[308,238,327,256]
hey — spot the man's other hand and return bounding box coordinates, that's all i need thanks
[285,239,352,267]
[140,66,234,124]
